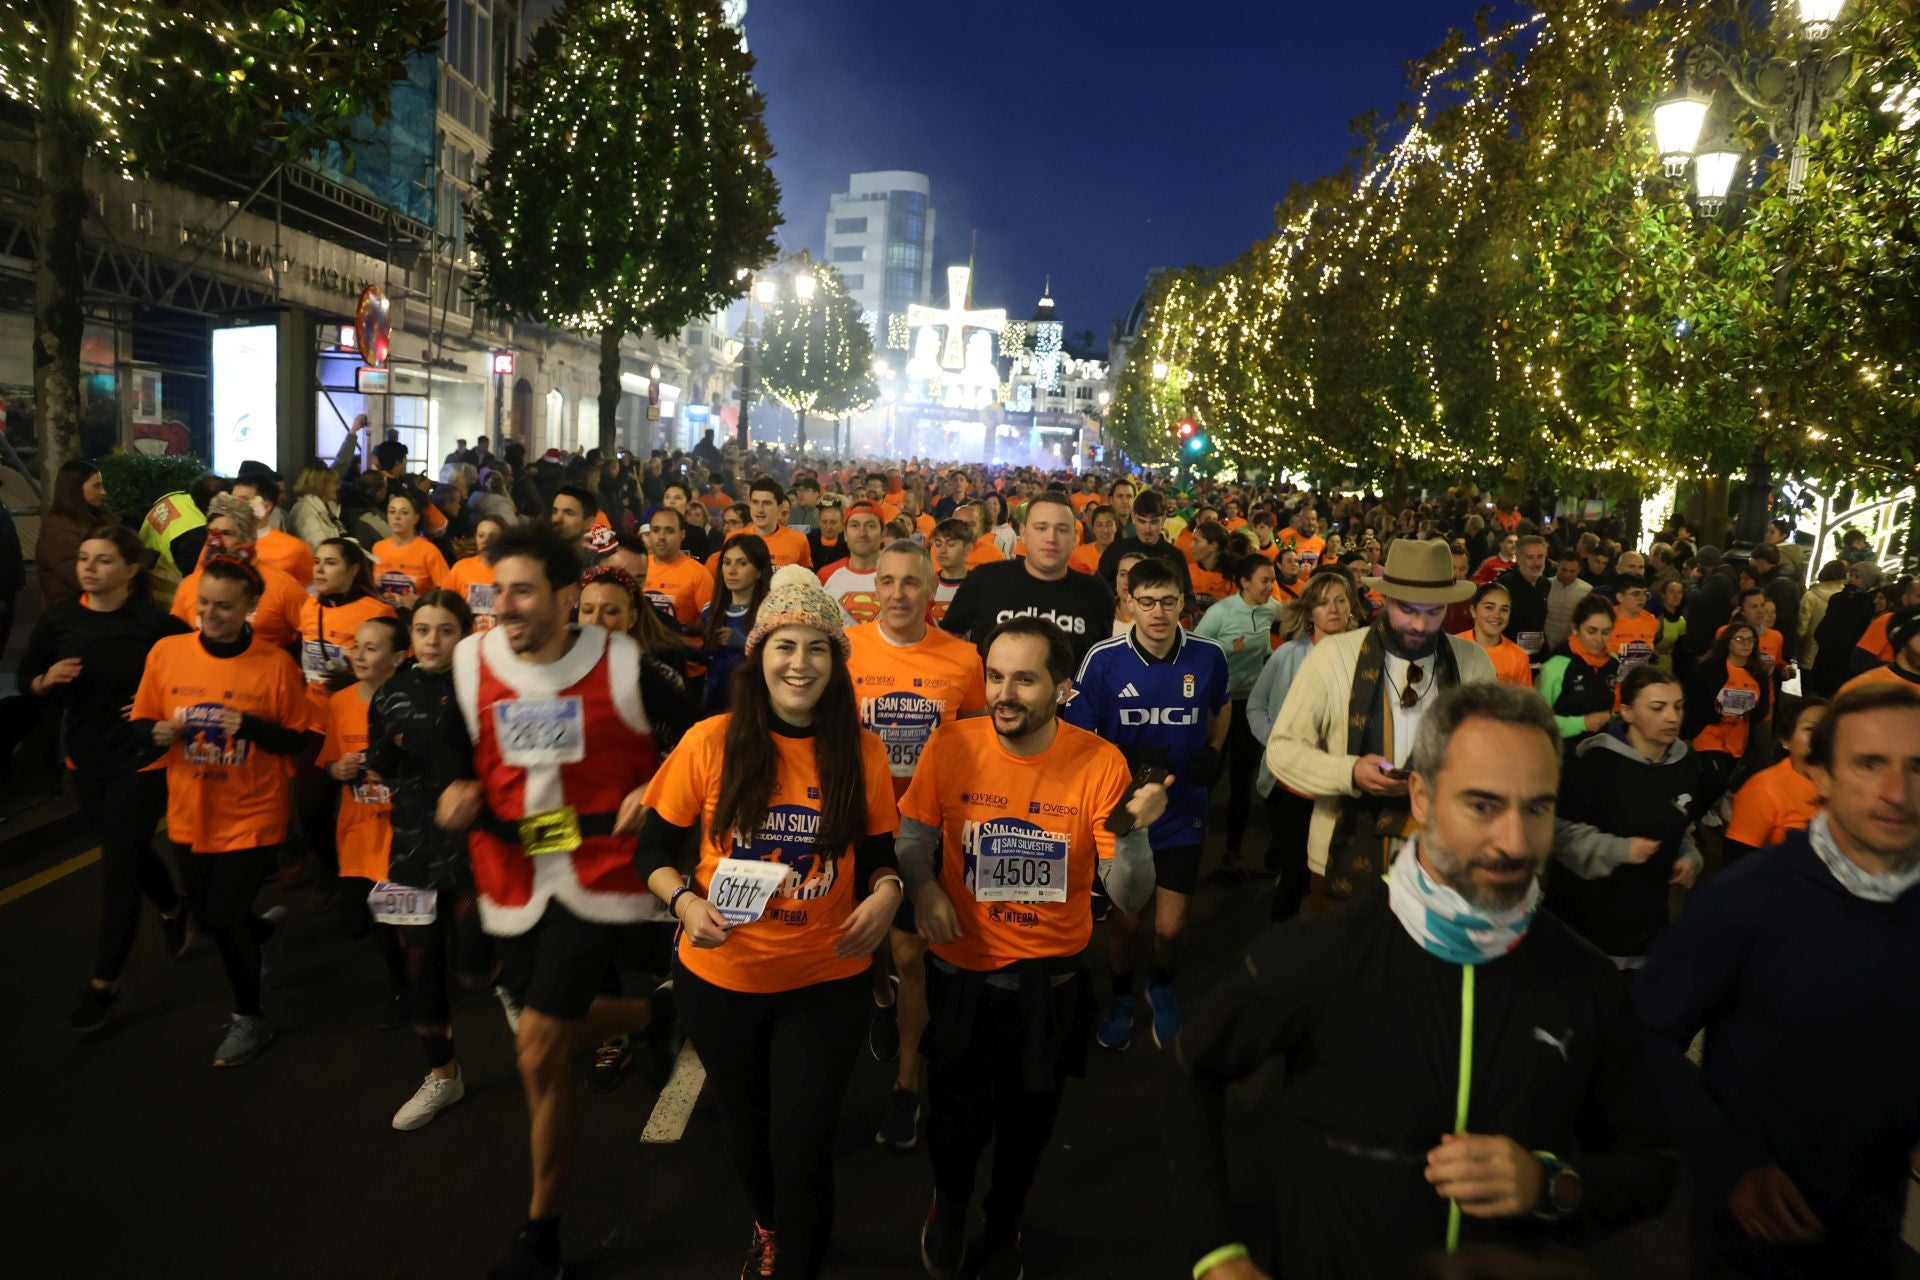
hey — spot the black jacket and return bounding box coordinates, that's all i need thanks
[1549,730,1717,959]
[1495,566,1552,648]
[1683,569,1737,658]
[1171,884,1674,1279]
[365,663,470,893]
[1637,829,1920,1276]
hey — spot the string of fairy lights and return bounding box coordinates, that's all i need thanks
[757,263,877,420]
[1119,0,1920,490]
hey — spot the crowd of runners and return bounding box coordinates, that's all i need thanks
[15,426,1920,1280]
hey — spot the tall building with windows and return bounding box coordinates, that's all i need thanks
[823,171,934,341]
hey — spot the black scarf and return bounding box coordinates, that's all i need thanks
[1323,621,1463,900]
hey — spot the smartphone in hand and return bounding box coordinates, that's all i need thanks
[1105,764,1174,835]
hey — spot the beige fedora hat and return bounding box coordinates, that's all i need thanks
[1374,538,1474,605]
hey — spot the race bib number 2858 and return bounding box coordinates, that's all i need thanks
[493,697,586,767]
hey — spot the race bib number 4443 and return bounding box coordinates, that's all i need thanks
[494,697,586,767]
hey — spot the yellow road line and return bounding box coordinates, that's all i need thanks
[0,847,101,908]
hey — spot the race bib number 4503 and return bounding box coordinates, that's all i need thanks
[493,697,586,767]
[968,819,1070,904]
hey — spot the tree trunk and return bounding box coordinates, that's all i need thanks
[796,407,807,457]
[34,28,89,495]
[597,327,622,457]
[1697,473,1731,548]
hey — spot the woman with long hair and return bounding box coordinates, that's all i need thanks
[638,567,901,1280]
[1684,620,1773,791]
[297,537,394,716]
[699,533,772,716]
[1539,596,1620,754]
[23,526,194,1030]
[36,459,112,606]
[364,590,495,1130]
[1459,581,1534,687]
[1247,568,1360,919]
[578,565,695,752]
[288,464,346,549]
[443,513,508,632]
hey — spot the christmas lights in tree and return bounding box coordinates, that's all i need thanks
[756,256,878,454]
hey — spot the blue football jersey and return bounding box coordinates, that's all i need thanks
[1064,629,1230,847]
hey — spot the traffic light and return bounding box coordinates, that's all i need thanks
[1177,418,1197,440]
[1184,429,1210,456]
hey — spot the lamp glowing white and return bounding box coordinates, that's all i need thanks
[1653,88,1712,177]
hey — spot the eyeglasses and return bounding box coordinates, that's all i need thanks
[1132,595,1182,614]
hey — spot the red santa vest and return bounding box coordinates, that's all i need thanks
[453,624,659,935]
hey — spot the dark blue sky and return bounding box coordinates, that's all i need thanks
[749,0,1520,349]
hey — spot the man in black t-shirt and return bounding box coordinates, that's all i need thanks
[1097,488,1193,601]
[941,492,1115,668]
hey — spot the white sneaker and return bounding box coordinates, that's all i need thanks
[392,1069,465,1131]
[493,984,523,1036]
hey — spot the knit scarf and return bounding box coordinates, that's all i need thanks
[1323,622,1463,898]
[1387,840,1540,966]
[1807,813,1920,903]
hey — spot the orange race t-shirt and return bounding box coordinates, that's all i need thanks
[131,632,312,853]
[1067,542,1107,576]
[966,536,1006,570]
[317,685,393,881]
[644,554,713,631]
[643,716,897,994]
[1725,757,1823,850]
[1692,662,1764,759]
[442,554,499,631]
[253,527,315,586]
[1282,532,1327,572]
[1457,632,1534,688]
[1189,563,1231,610]
[755,525,814,569]
[899,716,1133,973]
[297,593,397,717]
[1608,609,1660,674]
[370,536,449,605]
[846,623,987,795]
[171,562,309,651]
[1856,612,1895,664]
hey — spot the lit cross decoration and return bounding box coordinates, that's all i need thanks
[907,265,1006,372]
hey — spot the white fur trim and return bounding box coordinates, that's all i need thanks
[602,630,653,738]
[478,852,658,935]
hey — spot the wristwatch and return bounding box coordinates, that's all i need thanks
[1534,1152,1582,1219]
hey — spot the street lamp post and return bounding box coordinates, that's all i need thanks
[738,276,776,450]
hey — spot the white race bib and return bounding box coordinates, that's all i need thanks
[972,823,1069,904]
[367,880,437,926]
[1516,631,1545,655]
[705,857,793,925]
[493,697,586,767]
[466,583,496,618]
[301,638,346,684]
[1717,686,1759,717]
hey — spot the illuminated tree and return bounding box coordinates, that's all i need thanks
[468,0,780,455]
[0,0,442,491]
[755,257,876,454]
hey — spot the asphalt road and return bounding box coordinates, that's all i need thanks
[4,815,1692,1280]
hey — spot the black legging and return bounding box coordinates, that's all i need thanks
[1265,786,1316,923]
[923,964,1077,1246]
[1224,698,1260,859]
[175,845,278,1017]
[76,768,178,982]
[674,965,867,1280]
[398,891,491,1068]
[338,875,409,998]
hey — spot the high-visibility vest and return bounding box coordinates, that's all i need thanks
[140,491,205,605]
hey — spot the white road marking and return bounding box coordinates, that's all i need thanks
[639,1042,705,1144]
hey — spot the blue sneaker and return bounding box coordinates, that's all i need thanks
[1146,981,1182,1050]
[1095,995,1134,1051]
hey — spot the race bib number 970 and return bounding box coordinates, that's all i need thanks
[493,697,586,767]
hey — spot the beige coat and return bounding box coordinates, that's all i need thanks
[1266,627,1497,875]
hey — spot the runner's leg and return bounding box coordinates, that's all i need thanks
[675,965,778,1229]
[764,974,866,1277]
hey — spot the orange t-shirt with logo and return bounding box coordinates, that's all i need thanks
[172,562,310,651]
[1693,662,1763,758]
[1725,757,1823,850]
[254,528,315,586]
[644,554,713,630]
[1067,542,1106,576]
[442,555,499,632]
[131,632,312,853]
[297,593,397,717]
[370,536,449,605]
[1282,533,1327,572]
[643,716,897,994]
[1069,491,1096,513]
[317,685,393,881]
[900,716,1132,972]
[755,525,814,569]
[1609,609,1660,673]
[847,623,987,795]
[1189,563,1231,609]
[1457,632,1533,688]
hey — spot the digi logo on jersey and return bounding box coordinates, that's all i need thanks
[992,605,1087,635]
[731,804,836,900]
[178,702,250,766]
[1119,705,1201,726]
